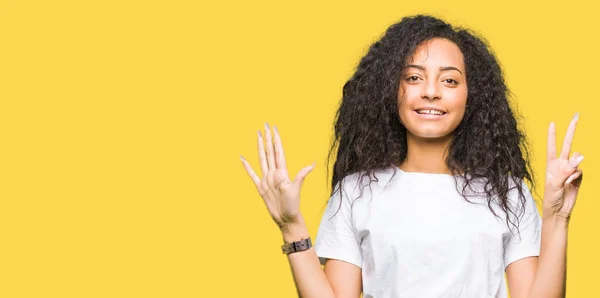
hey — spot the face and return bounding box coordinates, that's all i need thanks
[398,38,468,140]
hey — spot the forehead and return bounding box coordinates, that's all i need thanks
[407,38,465,70]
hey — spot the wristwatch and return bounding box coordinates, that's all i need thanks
[281,237,312,255]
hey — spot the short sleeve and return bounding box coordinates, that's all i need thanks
[503,181,542,270]
[314,178,363,268]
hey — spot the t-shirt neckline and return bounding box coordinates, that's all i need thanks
[396,167,460,178]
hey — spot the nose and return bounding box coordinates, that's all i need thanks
[421,80,441,101]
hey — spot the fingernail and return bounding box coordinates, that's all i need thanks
[274,125,278,134]
[570,155,584,168]
[574,112,579,121]
[265,122,270,131]
[240,155,245,162]
[258,130,262,138]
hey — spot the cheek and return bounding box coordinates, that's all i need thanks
[446,89,468,130]
[397,85,418,112]
[397,92,412,124]
[445,88,468,113]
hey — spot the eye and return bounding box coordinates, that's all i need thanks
[406,75,421,82]
[443,78,458,85]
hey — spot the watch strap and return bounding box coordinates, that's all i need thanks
[281,237,312,255]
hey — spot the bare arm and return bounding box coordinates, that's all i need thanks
[506,215,568,298]
[528,215,569,297]
[282,219,362,298]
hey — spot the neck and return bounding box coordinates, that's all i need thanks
[400,133,453,174]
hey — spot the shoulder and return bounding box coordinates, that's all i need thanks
[462,175,533,197]
[335,167,398,196]
[497,177,540,224]
[457,175,537,210]
[505,177,536,207]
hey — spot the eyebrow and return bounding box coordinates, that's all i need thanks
[405,64,463,75]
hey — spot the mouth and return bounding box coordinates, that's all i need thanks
[414,109,447,116]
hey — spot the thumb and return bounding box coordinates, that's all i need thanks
[293,162,316,187]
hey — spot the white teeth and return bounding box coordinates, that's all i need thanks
[417,109,445,115]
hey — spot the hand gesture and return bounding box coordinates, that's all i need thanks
[240,123,316,230]
[543,113,584,221]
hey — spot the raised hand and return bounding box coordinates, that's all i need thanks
[543,113,584,221]
[240,123,316,230]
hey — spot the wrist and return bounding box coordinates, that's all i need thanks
[542,209,571,227]
[280,217,309,243]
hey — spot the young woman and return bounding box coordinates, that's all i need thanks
[240,15,584,298]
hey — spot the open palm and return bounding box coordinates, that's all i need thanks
[240,123,316,229]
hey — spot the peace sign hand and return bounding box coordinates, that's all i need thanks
[240,123,316,230]
[543,113,584,221]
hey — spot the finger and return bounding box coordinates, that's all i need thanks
[568,152,584,169]
[565,169,583,186]
[572,171,583,187]
[547,122,556,162]
[293,162,316,187]
[273,125,288,170]
[560,113,579,159]
[257,130,268,177]
[558,153,583,184]
[240,155,261,187]
[264,123,276,170]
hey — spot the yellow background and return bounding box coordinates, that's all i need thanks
[1,0,598,297]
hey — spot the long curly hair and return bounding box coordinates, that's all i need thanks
[326,14,535,232]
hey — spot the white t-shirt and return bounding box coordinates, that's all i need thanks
[315,167,542,298]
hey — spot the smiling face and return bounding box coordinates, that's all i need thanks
[398,38,468,141]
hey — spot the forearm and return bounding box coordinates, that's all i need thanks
[528,213,569,298]
[281,218,336,298]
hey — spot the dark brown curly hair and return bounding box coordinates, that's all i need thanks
[326,14,535,233]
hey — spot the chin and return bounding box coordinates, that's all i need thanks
[407,128,454,140]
